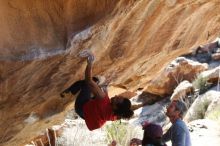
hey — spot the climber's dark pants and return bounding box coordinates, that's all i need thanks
[75,82,93,119]
[62,80,92,119]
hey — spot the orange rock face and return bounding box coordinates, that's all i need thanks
[1,0,220,145]
[145,57,208,96]
[0,0,118,57]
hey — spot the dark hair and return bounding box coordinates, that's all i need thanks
[113,98,134,119]
[142,124,165,146]
[173,100,187,119]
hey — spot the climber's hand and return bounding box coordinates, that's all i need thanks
[87,53,94,63]
[79,49,95,63]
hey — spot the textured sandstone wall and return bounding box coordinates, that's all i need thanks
[0,0,220,145]
[0,0,118,58]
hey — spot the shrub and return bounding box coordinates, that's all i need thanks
[104,121,141,146]
[206,106,220,124]
[194,98,210,119]
[192,75,211,94]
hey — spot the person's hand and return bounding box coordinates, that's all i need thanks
[108,140,117,146]
[87,53,94,63]
[79,50,90,57]
[130,138,142,146]
[79,50,95,63]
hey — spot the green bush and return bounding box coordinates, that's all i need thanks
[192,75,211,94]
[206,106,220,124]
[193,98,210,119]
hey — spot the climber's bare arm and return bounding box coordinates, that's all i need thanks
[85,55,105,99]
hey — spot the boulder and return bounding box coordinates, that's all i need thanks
[130,91,163,111]
[145,57,207,96]
[184,90,220,122]
[170,80,194,107]
[170,80,194,100]
[118,91,137,99]
[200,66,220,84]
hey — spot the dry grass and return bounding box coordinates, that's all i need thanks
[104,121,142,146]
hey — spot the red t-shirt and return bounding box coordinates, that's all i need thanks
[83,94,117,131]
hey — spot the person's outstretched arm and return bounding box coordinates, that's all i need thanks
[85,54,106,99]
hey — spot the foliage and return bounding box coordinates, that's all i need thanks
[192,75,211,94]
[193,97,210,119]
[206,106,220,124]
[104,121,141,146]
